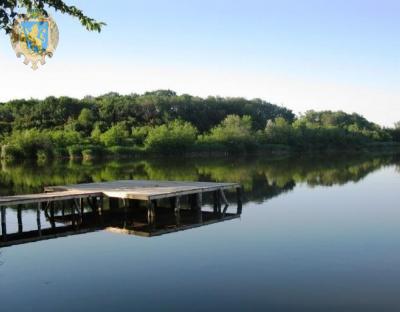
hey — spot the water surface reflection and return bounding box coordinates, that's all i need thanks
[0,153,399,311]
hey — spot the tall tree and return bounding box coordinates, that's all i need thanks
[0,0,105,33]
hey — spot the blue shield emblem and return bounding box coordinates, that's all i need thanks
[10,13,59,70]
[21,21,49,53]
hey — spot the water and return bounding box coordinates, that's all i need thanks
[0,153,399,311]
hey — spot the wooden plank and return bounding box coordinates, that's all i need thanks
[0,180,241,208]
[0,191,103,207]
[44,180,240,201]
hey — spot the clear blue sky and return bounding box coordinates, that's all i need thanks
[0,0,399,126]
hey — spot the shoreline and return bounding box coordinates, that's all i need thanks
[2,142,400,163]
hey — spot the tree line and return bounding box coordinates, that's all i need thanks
[0,90,399,160]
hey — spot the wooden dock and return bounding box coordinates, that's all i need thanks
[0,180,243,247]
[44,180,241,201]
[0,190,102,206]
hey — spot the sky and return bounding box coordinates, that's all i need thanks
[0,0,399,127]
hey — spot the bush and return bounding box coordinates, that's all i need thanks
[5,129,53,159]
[144,120,198,153]
[199,115,256,153]
[265,117,294,145]
[131,126,151,146]
[100,123,129,147]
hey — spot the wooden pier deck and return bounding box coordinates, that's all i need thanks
[1,180,243,247]
[0,180,241,207]
[44,180,241,201]
[0,190,102,207]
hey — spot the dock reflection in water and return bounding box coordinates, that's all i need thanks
[0,197,242,248]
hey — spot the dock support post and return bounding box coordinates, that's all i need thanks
[37,203,41,236]
[92,197,98,213]
[70,199,76,227]
[175,196,181,226]
[80,198,84,215]
[17,205,23,233]
[99,196,104,215]
[213,191,221,214]
[1,206,6,239]
[236,187,243,215]
[147,200,156,225]
[195,193,202,223]
[220,189,229,206]
[50,202,56,229]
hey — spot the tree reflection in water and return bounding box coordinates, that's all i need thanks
[0,152,399,203]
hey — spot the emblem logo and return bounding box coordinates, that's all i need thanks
[10,12,59,70]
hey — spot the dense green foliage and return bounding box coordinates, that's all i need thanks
[0,91,398,160]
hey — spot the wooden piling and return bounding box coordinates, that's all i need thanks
[213,190,221,214]
[147,200,156,224]
[1,206,6,239]
[50,202,56,229]
[98,196,104,215]
[36,203,41,236]
[17,205,23,233]
[175,196,181,226]
[236,187,243,215]
[80,198,84,215]
[219,189,229,206]
[195,193,203,223]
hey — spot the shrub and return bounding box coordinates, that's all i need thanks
[144,120,198,153]
[265,117,294,145]
[131,126,151,146]
[100,123,129,147]
[5,129,53,159]
[49,129,83,147]
[199,115,256,152]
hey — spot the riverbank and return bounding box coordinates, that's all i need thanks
[1,92,399,162]
[1,141,400,163]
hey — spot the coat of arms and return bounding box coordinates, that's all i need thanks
[10,11,59,70]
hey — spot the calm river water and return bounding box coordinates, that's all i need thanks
[0,153,399,311]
